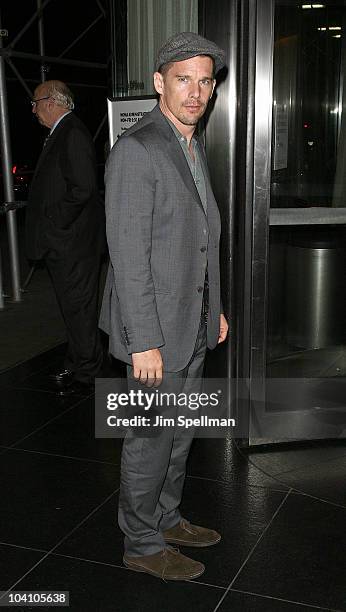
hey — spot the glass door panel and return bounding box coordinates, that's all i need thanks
[267,2,346,382]
[249,1,346,443]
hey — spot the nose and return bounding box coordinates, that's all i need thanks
[32,104,37,114]
[189,80,201,99]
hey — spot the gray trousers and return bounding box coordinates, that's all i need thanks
[118,317,207,556]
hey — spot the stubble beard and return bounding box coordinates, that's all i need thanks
[178,103,206,126]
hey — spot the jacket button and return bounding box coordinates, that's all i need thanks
[200,246,206,252]
[197,286,203,293]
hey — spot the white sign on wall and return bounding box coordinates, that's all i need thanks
[107,97,157,149]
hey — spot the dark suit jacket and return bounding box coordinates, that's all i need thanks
[26,112,105,260]
[99,104,222,372]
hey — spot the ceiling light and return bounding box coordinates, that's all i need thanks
[317,26,341,32]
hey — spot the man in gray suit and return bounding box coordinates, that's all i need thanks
[100,32,228,580]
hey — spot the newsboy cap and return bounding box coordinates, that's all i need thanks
[155,32,226,74]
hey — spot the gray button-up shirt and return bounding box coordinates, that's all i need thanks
[167,119,207,213]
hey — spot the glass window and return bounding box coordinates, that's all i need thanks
[271,2,346,208]
[267,2,346,380]
[127,0,198,96]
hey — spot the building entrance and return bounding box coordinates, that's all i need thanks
[204,0,346,445]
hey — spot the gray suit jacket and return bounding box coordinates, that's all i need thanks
[99,104,222,372]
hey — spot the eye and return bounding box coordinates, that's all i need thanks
[200,79,211,86]
[177,76,189,82]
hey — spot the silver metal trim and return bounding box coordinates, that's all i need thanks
[204,0,238,383]
[248,0,274,441]
[270,207,346,225]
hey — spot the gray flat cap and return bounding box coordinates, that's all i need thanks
[155,32,226,74]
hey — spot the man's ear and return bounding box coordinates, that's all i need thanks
[47,97,55,111]
[153,72,164,95]
[210,79,216,98]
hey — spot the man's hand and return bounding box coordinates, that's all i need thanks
[132,348,163,387]
[218,313,229,344]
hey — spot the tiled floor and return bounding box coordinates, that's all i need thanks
[1,346,346,611]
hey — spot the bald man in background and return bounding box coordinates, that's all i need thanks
[26,80,105,392]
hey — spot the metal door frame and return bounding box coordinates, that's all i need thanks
[246,0,275,442]
[203,0,274,443]
[245,0,346,445]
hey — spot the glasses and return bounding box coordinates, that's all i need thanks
[30,96,50,107]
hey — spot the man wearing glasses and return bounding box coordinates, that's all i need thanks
[26,80,105,393]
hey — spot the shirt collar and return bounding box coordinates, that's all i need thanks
[165,117,197,147]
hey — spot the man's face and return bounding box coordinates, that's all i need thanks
[154,55,216,130]
[32,85,54,128]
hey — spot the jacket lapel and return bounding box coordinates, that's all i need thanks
[194,135,218,221]
[32,113,71,179]
[195,136,211,183]
[151,106,206,216]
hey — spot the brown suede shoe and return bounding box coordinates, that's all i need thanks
[163,519,221,547]
[123,546,205,581]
